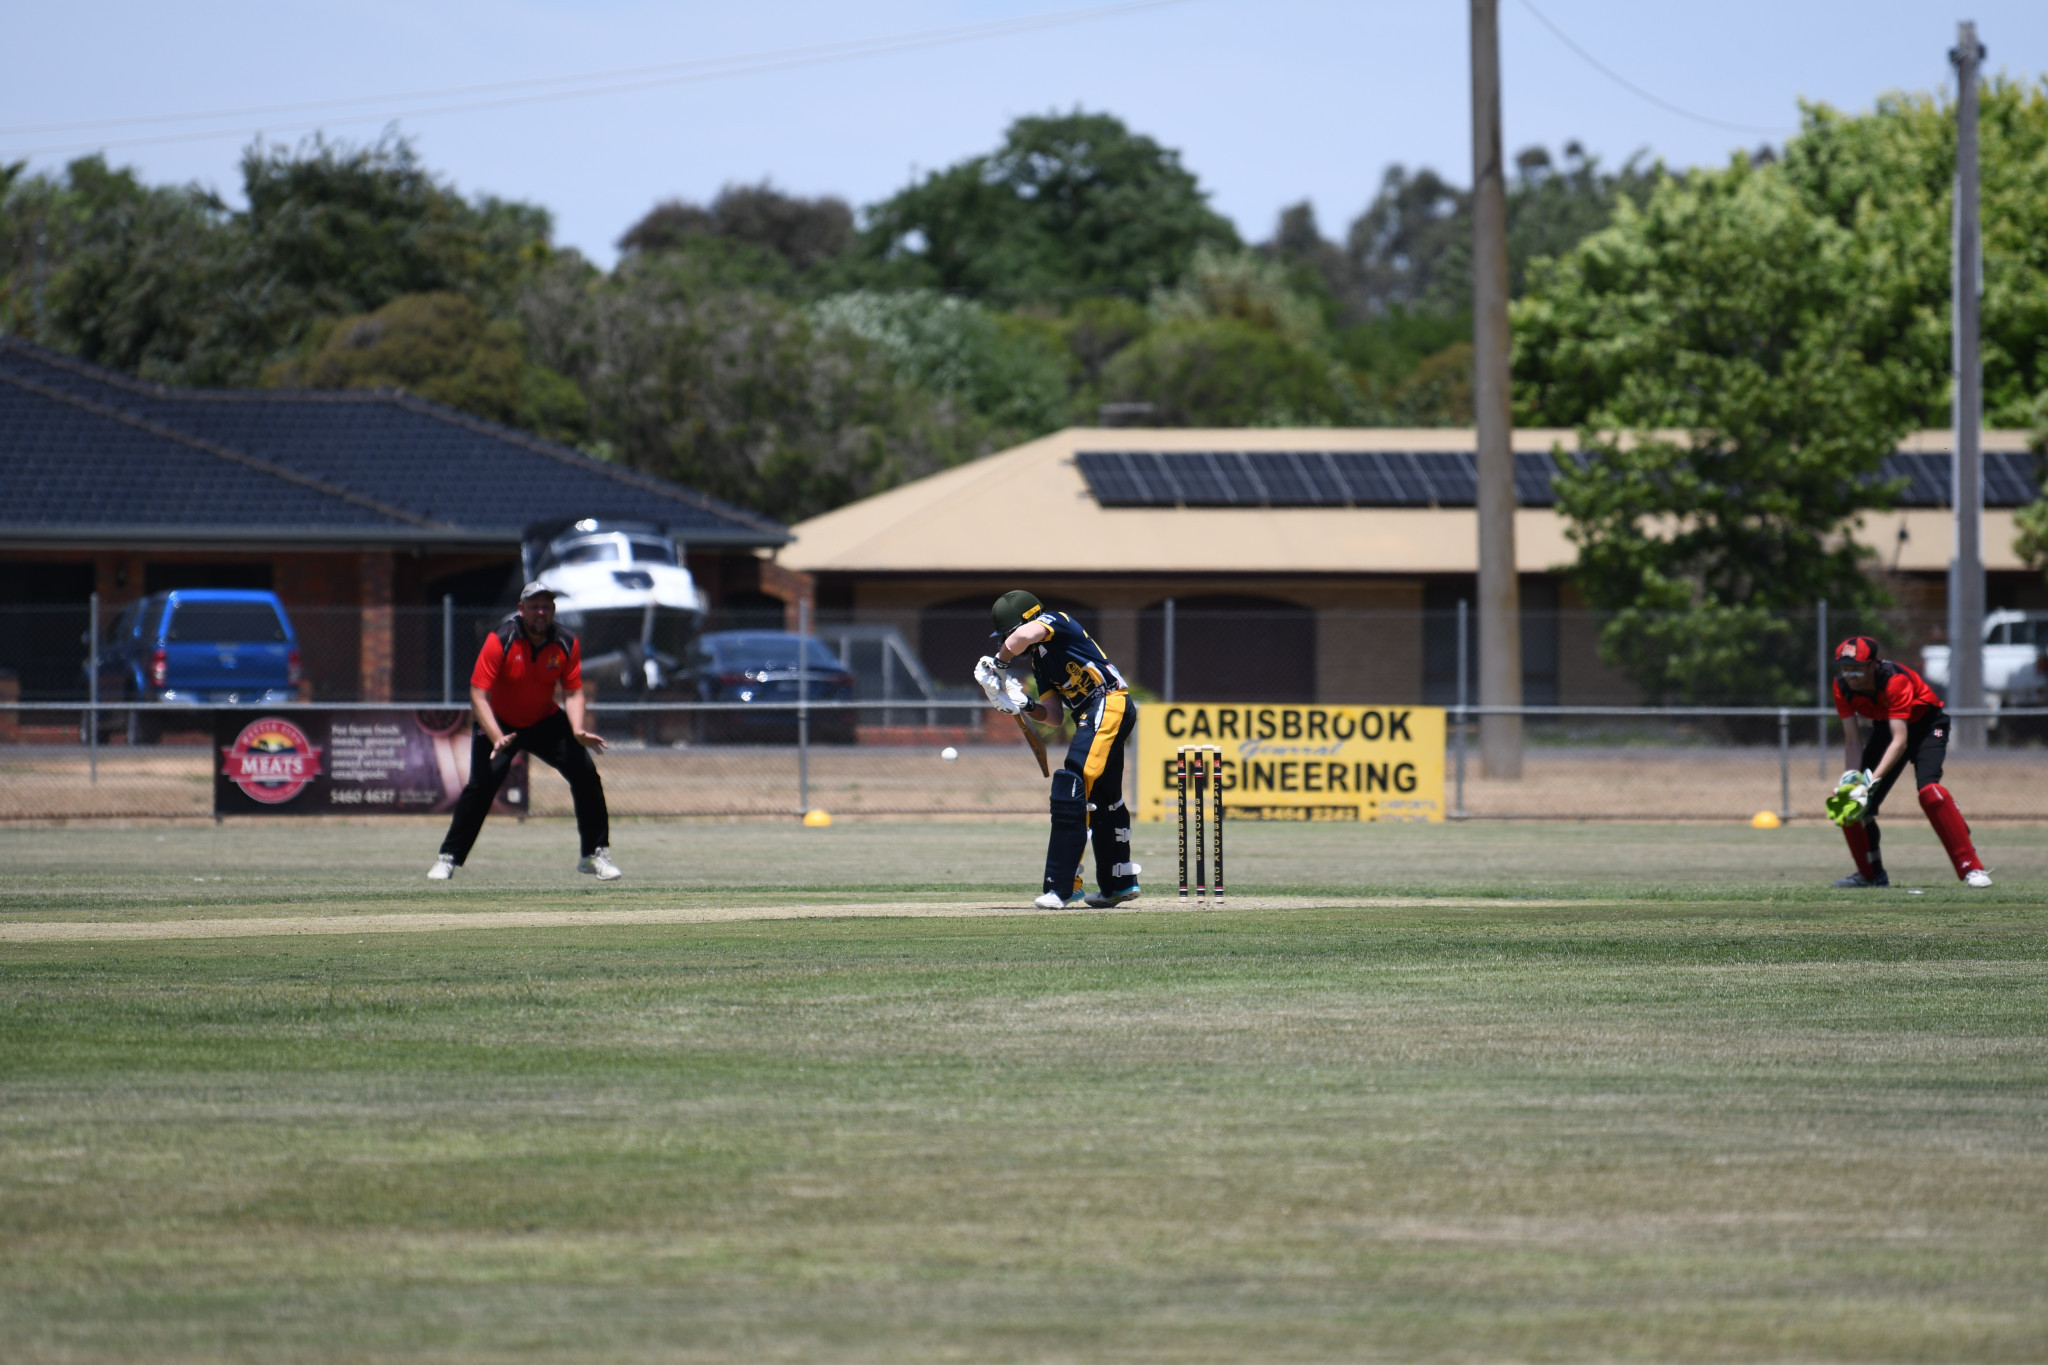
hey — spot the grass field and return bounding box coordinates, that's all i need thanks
[3,818,2046,1361]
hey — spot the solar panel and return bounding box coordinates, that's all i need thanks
[1987,451,2044,505]
[1077,450,1573,507]
[1876,451,2043,507]
[1076,448,2042,510]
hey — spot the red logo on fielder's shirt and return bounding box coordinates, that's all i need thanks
[220,718,323,804]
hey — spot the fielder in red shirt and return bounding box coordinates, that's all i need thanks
[428,582,619,881]
[1829,635,1989,888]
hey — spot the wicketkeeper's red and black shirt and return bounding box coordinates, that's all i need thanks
[472,625,581,728]
[1833,661,1942,725]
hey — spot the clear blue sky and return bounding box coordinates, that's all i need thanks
[6,1,2045,267]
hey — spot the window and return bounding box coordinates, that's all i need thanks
[165,603,286,642]
[559,541,620,565]
[629,539,678,565]
[707,635,846,671]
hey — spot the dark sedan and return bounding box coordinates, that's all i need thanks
[686,632,858,744]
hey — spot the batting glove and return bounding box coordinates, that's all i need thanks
[974,655,1026,714]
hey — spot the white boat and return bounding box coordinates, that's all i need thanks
[521,518,703,694]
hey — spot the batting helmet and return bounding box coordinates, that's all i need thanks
[991,589,1045,637]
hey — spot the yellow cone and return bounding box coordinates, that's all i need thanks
[1751,810,1782,829]
[802,809,833,827]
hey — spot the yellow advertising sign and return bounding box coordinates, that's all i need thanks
[1136,703,1445,823]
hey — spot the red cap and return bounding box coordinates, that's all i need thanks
[1833,635,1881,666]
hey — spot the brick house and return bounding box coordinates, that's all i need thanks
[0,339,789,702]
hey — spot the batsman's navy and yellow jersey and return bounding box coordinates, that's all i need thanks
[1020,610,1127,718]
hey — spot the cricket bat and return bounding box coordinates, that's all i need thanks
[1015,714,1050,777]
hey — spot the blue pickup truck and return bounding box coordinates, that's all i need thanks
[88,589,302,743]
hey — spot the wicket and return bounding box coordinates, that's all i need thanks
[1176,744,1224,901]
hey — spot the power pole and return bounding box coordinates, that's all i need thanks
[1950,21,1986,747]
[1471,0,1522,776]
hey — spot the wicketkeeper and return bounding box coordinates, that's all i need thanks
[427,582,619,881]
[1826,635,1990,888]
[976,590,1141,909]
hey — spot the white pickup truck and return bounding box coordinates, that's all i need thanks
[1920,610,2048,708]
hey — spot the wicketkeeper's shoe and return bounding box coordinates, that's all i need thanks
[427,853,456,881]
[1965,868,1993,888]
[1832,870,1889,888]
[1083,885,1142,908]
[577,848,622,881]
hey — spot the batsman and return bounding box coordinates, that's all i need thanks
[1826,635,1991,888]
[975,591,1142,909]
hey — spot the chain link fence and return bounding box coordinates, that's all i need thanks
[5,700,2046,824]
[1444,706,2048,821]
[13,601,2030,708]
[3,599,2045,823]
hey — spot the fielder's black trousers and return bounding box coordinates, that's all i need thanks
[1856,707,1947,861]
[439,709,609,863]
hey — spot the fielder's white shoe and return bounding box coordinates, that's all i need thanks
[1033,891,1071,910]
[578,848,622,880]
[1965,868,1993,888]
[426,854,455,881]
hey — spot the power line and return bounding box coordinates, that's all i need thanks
[0,0,1191,158]
[1517,0,1794,138]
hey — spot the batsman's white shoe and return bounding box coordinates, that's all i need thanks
[426,854,455,881]
[577,848,622,881]
[1083,885,1142,908]
[1033,891,1073,910]
[1965,868,1993,888]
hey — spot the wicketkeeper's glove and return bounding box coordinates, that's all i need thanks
[1826,769,1875,827]
[973,655,1029,715]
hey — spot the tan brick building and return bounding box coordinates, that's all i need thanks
[777,426,2043,706]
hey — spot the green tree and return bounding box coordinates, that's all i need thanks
[521,254,991,522]
[1055,296,1151,396]
[1268,145,1659,418]
[860,111,1239,304]
[808,289,1068,433]
[1097,318,1355,428]
[0,136,555,387]
[1151,244,1325,348]
[2017,492,2048,583]
[264,291,586,443]
[619,182,854,275]
[1779,80,2048,427]
[0,156,250,383]
[1514,158,1911,703]
[236,135,549,345]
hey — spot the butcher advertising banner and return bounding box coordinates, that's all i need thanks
[213,710,527,817]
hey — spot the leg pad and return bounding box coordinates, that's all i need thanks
[1843,820,1876,880]
[1918,783,1983,878]
[1043,770,1089,895]
[1050,770,1087,829]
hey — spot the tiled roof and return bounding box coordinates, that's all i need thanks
[0,339,786,547]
